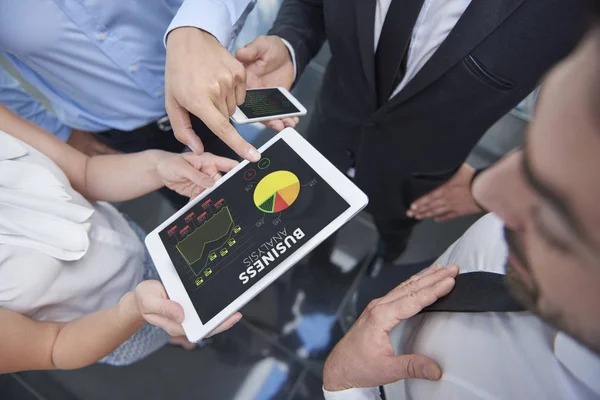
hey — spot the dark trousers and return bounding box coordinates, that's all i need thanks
[94,116,238,209]
[373,217,418,261]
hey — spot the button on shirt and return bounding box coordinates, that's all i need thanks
[323,214,600,399]
[0,0,253,141]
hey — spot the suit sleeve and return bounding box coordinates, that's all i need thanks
[267,0,327,82]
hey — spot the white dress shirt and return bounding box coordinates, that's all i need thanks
[0,130,145,322]
[375,0,472,97]
[323,214,600,399]
[286,0,472,99]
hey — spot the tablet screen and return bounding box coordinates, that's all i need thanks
[159,139,350,322]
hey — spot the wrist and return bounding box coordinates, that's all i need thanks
[167,26,216,46]
[470,167,488,212]
[278,37,297,81]
[146,149,172,181]
[165,0,232,48]
[117,292,146,326]
[323,360,353,392]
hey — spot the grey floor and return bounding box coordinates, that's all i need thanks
[1,5,528,399]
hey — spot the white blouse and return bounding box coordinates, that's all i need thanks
[0,130,144,322]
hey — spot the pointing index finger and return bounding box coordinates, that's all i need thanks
[198,102,260,162]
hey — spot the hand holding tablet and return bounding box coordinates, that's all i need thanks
[145,128,368,342]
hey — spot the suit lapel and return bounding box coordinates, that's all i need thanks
[355,0,377,94]
[386,0,527,108]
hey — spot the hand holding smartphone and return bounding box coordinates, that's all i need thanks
[231,87,307,124]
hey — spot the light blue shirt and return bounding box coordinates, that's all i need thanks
[0,0,252,141]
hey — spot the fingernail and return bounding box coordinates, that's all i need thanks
[411,204,418,210]
[406,211,414,217]
[248,147,261,162]
[423,365,441,380]
[213,173,222,182]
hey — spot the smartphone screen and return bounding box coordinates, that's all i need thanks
[238,88,300,119]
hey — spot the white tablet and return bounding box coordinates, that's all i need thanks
[145,128,368,342]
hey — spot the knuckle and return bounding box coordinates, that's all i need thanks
[407,292,419,303]
[220,71,234,86]
[401,279,417,291]
[217,119,232,136]
[234,64,246,79]
[366,299,379,312]
[159,303,171,318]
[209,81,222,96]
[368,303,386,322]
[406,357,418,378]
[140,297,152,313]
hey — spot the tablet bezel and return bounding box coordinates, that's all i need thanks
[145,128,368,342]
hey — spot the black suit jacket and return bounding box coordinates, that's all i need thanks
[269,0,586,223]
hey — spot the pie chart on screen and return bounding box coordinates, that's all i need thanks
[254,171,300,213]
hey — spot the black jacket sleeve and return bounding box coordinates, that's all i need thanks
[267,0,327,83]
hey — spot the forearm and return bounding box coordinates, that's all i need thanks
[0,104,170,202]
[0,294,144,373]
[82,150,170,202]
[268,0,326,79]
[51,293,145,370]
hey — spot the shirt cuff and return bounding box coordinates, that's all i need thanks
[165,0,249,47]
[323,386,381,400]
[279,37,298,81]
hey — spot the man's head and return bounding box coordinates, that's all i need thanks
[473,19,600,354]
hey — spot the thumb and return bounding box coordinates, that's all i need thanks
[236,42,263,63]
[166,96,204,154]
[388,354,442,381]
[181,164,217,189]
[157,298,186,323]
